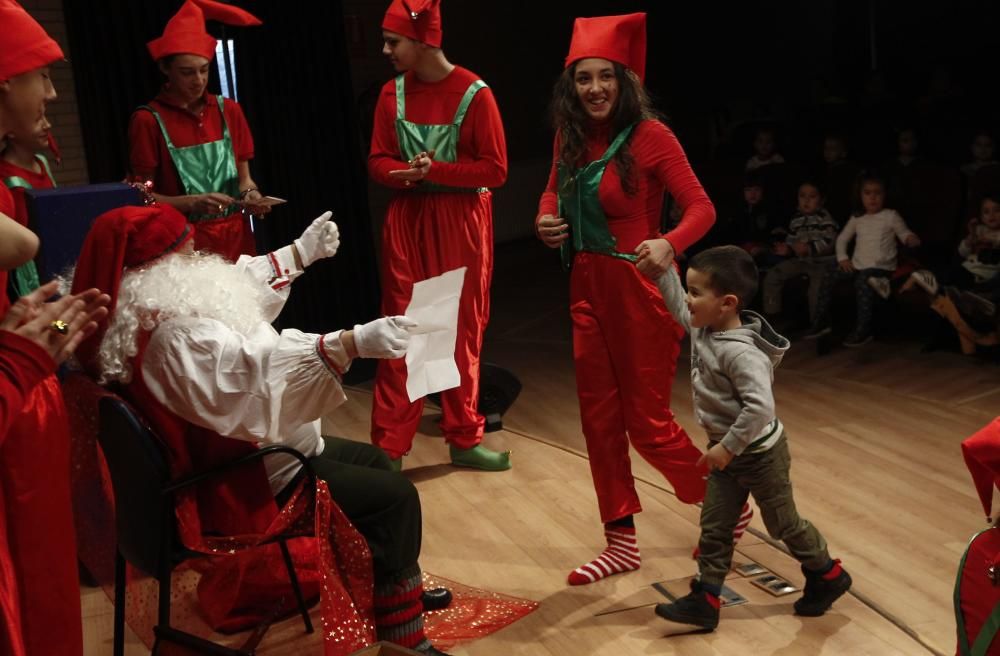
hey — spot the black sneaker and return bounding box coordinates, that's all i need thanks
[794,560,852,617]
[802,325,832,340]
[654,581,719,631]
[842,333,873,348]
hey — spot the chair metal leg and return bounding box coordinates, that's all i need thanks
[278,539,314,633]
[114,550,126,656]
[157,561,172,629]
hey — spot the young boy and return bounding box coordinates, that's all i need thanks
[653,246,851,631]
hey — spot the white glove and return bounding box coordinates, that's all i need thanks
[294,211,340,267]
[353,316,419,359]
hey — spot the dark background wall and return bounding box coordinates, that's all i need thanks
[60,0,1000,368]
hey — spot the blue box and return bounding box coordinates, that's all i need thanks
[26,182,143,281]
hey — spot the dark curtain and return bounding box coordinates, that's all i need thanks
[62,0,380,381]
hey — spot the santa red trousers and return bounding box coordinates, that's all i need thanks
[570,253,707,523]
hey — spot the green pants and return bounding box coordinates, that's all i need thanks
[698,433,829,587]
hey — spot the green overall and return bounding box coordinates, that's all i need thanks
[556,124,637,270]
[394,75,486,193]
[2,154,56,295]
[139,95,240,221]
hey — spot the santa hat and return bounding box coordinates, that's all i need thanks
[962,418,1000,520]
[382,0,442,48]
[147,0,262,62]
[71,204,194,375]
[564,12,646,83]
[0,0,64,81]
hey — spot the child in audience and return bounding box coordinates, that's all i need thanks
[762,181,839,326]
[903,194,1000,353]
[746,127,785,171]
[960,131,997,178]
[805,172,920,346]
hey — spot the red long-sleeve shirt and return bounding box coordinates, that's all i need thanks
[368,66,507,190]
[537,119,714,255]
[0,156,56,228]
[0,331,54,442]
[128,91,254,197]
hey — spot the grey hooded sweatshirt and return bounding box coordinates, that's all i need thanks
[657,267,790,456]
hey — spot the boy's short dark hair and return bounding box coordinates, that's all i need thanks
[688,246,759,310]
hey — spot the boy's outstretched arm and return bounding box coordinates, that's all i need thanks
[655,265,691,332]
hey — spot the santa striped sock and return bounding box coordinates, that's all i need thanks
[568,525,641,586]
[374,565,430,652]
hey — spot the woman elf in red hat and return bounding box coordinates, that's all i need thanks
[536,13,753,586]
[129,0,268,262]
[368,0,511,472]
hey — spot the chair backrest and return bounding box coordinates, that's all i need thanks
[97,395,174,577]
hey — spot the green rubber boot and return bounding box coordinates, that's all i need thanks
[449,444,512,471]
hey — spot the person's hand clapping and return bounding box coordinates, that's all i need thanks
[0,280,110,365]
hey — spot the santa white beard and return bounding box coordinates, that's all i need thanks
[98,252,267,383]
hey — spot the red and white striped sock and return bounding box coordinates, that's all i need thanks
[568,526,641,586]
[733,501,753,544]
[692,501,754,560]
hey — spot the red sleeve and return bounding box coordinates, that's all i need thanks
[423,87,507,189]
[8,187,29,228]
[635,121,715,254]
[224,99,255,162]
[535,134,560,227]
[368,84,411,190]
[128,110,163,176]
[0,331,56,442]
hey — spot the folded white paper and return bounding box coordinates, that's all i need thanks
[404,267,466,402]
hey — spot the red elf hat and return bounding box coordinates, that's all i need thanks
[565,12,646,83]
[147,0,262,62]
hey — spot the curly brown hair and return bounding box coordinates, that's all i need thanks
[549,61,661,196]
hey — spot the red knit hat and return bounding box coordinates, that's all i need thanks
[71,204,194,374]
[382,0,442,48]
[0,0,64,81]
[564,12,647,83]
[147,0,262,62]
[962,418,1000,520]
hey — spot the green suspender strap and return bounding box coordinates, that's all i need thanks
[138,96,240,221]
[556,123,637,271]
[393,75,487,193]
[955,528,1000,656]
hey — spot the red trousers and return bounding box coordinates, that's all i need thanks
[0,375,82,656]
[193,213,256,262]
[570,253,707,523]
[372,190,493,458]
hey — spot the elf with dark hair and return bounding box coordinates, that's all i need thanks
[535,13,751,587]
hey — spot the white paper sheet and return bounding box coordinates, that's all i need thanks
[404,267,466,402]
